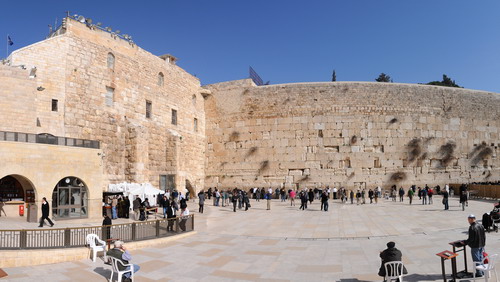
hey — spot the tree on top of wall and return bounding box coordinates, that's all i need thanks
[375,73,393,82]
[427,74,462,88]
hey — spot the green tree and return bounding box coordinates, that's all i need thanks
[427,74,462,88]
[332,70,337,82]
[375,73,392,82]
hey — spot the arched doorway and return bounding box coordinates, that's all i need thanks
[0,175,36,203]
[52,177,88,219]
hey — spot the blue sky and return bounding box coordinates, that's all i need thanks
[2,1,499,92]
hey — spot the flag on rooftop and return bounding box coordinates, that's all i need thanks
[7,35,13,46]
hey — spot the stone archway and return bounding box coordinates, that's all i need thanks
[0,174,36,221]
[0,174,36,203]
[51,176,88,219]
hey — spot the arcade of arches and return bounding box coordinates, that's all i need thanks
[0,175,89,220]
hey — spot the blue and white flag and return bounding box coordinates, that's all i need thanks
[7,35,13,46]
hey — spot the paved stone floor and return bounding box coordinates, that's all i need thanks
[2,196,500,281]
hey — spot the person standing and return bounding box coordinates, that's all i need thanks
[107,241,140,282]
[299,191,306,210]
[349,190,354,204]
[427,187,433,204]
[442,189,449,210]
[321,191,329,212]
[333,186,338,200]
[368,189,374,204]
[399,187,405,202]
[266,190,272,210]
[179,205,190,231]
[421,188,427,205]
[232,189,238,212]
[308,189,314,205]
[124,196,130,218]
[38,197,54,227]
[102,214,112,240]
[289,189,296,206]
[111,196,118,219]
[462,214,486,277]
[198,190,205,213]
[132,196,141,220]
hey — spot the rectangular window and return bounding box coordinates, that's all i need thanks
[51,99,58,112]
[146,100,152,119]
[171,109,177,125]
[159,175,167,191]
[105,87,114,106]
[194,118,198,132]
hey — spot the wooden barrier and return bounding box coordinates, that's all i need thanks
[449,184,500,199]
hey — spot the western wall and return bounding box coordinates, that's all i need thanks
[203,79,500,190]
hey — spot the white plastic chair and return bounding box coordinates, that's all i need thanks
[473,254,498,282]
[384,261,405,282]
[86,233,107,262]
[109,257,134,282]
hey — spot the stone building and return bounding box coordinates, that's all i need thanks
[0,16,205,220]
[203,79,500,190]
[0,15,499,221]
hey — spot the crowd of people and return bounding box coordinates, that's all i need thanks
[195,183,471,213]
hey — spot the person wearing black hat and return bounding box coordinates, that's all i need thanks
[38,197,54,227]
[378,241,408,279]
[462,214,486,277]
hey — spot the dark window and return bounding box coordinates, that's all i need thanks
[194,118,198,132]
[107,53,115,69]
[146,100,152,119]
[105,87,114,106]
[52,99,58,112]
[171,109,177,125]
[158,72,164,86]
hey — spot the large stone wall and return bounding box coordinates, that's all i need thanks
[203,79,500,190]
[5,17,205,192]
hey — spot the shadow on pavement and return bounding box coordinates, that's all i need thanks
[93,267,111,280]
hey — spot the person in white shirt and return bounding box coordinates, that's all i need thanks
[333,187,338,199]
[179,206,190,231]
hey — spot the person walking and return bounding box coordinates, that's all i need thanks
[38,197,54,227]
[462,214,486,277]
[399,187,405,202]
[299,191,307,210]
[198,190,205,213]
[460,190,468,211]
[442,189,449,210]
[374,190,379,204]
[349,190,354,204]
[408,188,414,205]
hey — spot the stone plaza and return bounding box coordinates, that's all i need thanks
[3,195,499,281]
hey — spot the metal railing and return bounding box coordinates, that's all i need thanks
[0,215,194,250]
[0,131,100,149]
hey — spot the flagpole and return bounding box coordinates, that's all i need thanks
[5,34,8,58]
